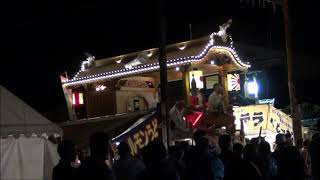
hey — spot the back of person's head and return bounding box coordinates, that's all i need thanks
[258,140,271,158]
[57,139,76,161]
[233,143,243,157]
[118,141,130,158]
[219,134,232,151]
[212,83,221,92]
[285,132,293,146]
[193,129,206,144]
[275,133,286,146]
[146,140,167,164]
[89,132,110,160]
[302,139,310,147]
[243,143,257,162]
[196,137,209,154]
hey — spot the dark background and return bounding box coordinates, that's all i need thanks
[1,0,318,122]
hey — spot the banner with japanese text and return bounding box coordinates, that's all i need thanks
[233,104,293,136]
[111,112,161,156]
[233,105,269,136]
[267,106,293,134]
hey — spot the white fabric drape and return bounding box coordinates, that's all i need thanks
[0,137,59,180]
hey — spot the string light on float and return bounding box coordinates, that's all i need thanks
[175,66,180,71]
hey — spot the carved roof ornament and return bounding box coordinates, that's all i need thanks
[217,19,232,43]
[81,52,95,71]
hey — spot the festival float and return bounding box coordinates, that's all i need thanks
[59,19,292,155]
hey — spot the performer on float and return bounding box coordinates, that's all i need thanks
[169,101,190,142]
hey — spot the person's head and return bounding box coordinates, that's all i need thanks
[303,139,310,148]
[219,134,232,151]
[176,101,185,111]
[275,133,286,147]
[233,143,243,158]
[57,139,76,162]
[285,132,293,146]
[144,140,167,165]
[193,129,207,144]
[243,143,258,162]
[213,83,221,93]
[89,132,110,160]
[196,137,210,154]
[118,141,130,158]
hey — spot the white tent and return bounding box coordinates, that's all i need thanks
[0,85,62,180]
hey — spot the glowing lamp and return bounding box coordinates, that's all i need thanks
[247,78,259,98]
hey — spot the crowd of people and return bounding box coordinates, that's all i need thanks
[52,120,320,180]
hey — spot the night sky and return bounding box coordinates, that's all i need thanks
[2,0,318,122]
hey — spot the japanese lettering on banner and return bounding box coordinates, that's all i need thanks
[233,105,269,136]
[267,106,293,135]
[233,104,293,136]
[112,115,160,156]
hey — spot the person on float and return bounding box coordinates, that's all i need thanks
[169,101,190,142]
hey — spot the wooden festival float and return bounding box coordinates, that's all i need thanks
[59,20,253,155]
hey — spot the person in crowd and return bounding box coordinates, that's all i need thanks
[139,140,179,180]
[52,139,80,180]
[296,138,303,152]
[257,140,277,180]
[169,101,189,141]
[218,134,233,180]
[232,143,243,160]
[280,146,305,180]
[301,139,311,178]
[80,132,115,180]
[207,83,224,114]
[272,134,287,180]
[189,136,224,180]
[272,133,287,160]
[218,134,233,167]
[309,121,320,180]
[242,143,263,180]
[112,141,146,180]
[168,144,187,180]
[182,129,207,167]
[285,132,293,146]
[224,143,244,180]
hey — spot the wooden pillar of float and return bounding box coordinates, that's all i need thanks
[219,69,229,113]
[182,67,191,107]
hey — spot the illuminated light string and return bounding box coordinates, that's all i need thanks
[63,34,250,86]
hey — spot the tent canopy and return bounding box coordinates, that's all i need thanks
[0,85,62,137]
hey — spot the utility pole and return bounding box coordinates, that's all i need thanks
[243,0,302,141]
[280,0,302,141]
[159,0,170,147]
